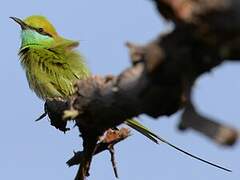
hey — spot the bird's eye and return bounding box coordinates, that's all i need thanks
[36,27,52,37]
[38,28,44,33]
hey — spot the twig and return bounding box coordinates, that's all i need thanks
[109,146,119,178]
[67,128,130,167]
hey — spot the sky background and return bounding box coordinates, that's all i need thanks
[1,0,240,180]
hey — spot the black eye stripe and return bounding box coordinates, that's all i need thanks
[29,26,53,37]
[38,28,53,37]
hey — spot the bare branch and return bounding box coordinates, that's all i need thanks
[66,128,130,167]
[109,146,119,178]
[178,103,238,146]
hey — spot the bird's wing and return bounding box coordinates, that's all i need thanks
[49,38,90,79]
[21,46,84,98]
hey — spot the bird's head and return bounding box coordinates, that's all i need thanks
[11,15,59,48]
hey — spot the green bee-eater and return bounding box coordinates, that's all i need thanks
[11,15,160,143]
[11,16,231,172]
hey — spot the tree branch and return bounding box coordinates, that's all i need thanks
[178,103,238,146]
[43,0,240,179]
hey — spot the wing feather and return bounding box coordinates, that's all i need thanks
[20,45,89,100]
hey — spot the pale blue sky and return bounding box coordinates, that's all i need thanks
[1,1,239,180]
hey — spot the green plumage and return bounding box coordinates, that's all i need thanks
[19,43,89,99]
[14,15,160,144]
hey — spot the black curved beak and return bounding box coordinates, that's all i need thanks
[10,17,28,30]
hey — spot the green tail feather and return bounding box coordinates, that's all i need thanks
[125,118,159,144]
[125,118,231,172]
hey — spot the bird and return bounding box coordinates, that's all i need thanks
[10,15,160,142]
[11,15,231,172]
